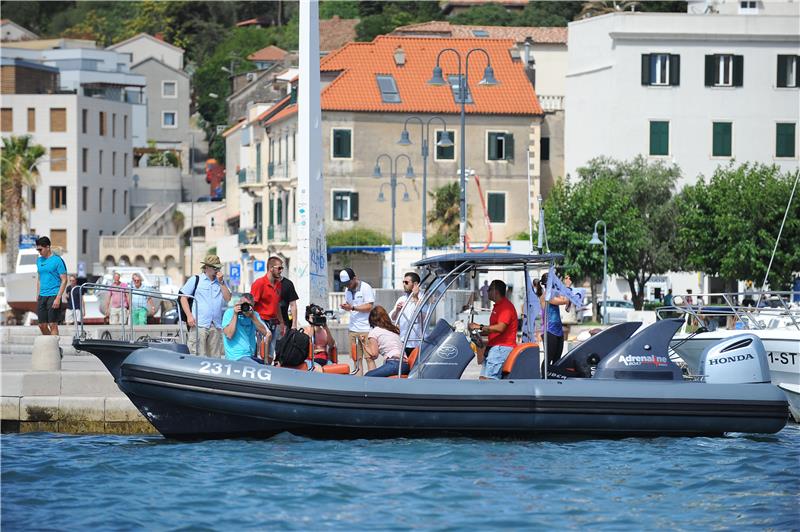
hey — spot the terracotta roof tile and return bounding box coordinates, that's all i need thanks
[319,36,542,116]
[256,93,293,122]
[392,21,568,44]
[263,103,298,127]
[319,16,359,52]
[248,45,288,62]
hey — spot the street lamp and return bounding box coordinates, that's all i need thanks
[589,220,608,325]
[397,116,453,258]
[429,47,499,252]
[374,153,415,288]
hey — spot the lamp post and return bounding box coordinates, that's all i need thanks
[397,117,453,258]
[589,220,608,325]
[428,47,498,252]
[374,153,415,289]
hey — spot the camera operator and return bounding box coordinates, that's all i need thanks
[222,293,269,364]
[302,304,336,366]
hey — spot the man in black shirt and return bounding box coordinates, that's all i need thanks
[279,275,299,330]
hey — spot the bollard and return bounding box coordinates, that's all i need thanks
[31,336,62,371]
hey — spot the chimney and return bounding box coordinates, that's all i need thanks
[394,46,406,67]
[523,37,536,88]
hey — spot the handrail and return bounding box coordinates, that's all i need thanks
[656,290,799,331]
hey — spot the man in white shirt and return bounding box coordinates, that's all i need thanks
[391,272,425,356]
[339,268,374,375]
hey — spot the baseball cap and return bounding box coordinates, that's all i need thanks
[339,268,355,284]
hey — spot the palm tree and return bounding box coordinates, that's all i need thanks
[1,136,45,273]
[577,1,641,19]
[427,182,463,246]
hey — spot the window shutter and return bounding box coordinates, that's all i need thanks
[732,55,744,87]
[641,54,651,85]
[713,122,732,157]
[669,54,680,86]
[50,108,66,132]
[704,55,715,86]
[504,134,514,161]
[487,133,498,160]
[796,56,800,87]
[269,198,274,226]
[350,192,359,221]
[776,123,796,158]
[540,137,550,161]
[777,55,788,88]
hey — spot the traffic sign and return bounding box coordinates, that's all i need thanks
[230,263,241,283]
[254,260,265,273]
[19,234,37,249]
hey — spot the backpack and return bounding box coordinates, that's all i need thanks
[275,329,311,368]
[177,275,200,323]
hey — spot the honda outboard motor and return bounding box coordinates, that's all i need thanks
[593,319,684,381]
[699,334,771,384]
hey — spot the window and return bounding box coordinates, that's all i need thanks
[435,130,455,161]
[49,108,66,132]
[705,54,743,87]
[50,148,67,171]
[777,55,799,88]
[776,123,796,158]
[82,229,88,254]
[487,192,506,223]
[712,122,732,157]
[82,186,88,211]
[641,54,680,86]
[112,113,116,137]
[99,111,106,135]
[82,109,88,134]
[99,188,103,212]
[27,108,35,132]
[82,148,88,173]
[739,0,758,13]
[124,153,128,176]
[112,151,116,176]
[50,229,66,251]
[112,189,116,213]
[50,186,67,209]
[333,191,359,221]
[162,112,177,128]
[487,131,514,161]
[448,75,473,104]
[162,81,177,98]
[376,75,401,103]
[29,187,36,210]
[1,108,12,131]
[331,128,352,159]
[472,29,490,37]
[649,121,669,156]
[124,190,128,215]
[278,136,282,164]
[292,133,296,161]
[123,115,128,139]
[541,137,550,161]
[99,150,103,174]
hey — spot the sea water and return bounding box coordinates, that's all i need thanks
[2,426,798,530]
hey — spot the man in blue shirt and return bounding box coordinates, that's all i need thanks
[179,255,231,357]
[223,293,269,363]
[35,236,67,336]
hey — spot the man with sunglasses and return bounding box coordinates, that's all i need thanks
[180,255,231,357]
[250,256,286,360]
[34,236,67,336]
[390,272,425,356]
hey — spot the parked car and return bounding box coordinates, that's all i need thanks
[598,299,635,324]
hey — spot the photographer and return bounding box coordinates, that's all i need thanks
[222,293,269,364]
[302,304,336,366]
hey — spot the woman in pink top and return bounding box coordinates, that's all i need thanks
[365,306,409,377]
[301,304,336,366]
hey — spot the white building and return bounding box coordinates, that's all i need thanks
[565,11,800,186]
[0,19,37,42]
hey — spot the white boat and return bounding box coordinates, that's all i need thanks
[666,292,800,420]
[777,383,800,422]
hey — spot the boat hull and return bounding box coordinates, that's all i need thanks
[112,347,788,440]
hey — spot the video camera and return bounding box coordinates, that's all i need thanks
[307,303,327,326]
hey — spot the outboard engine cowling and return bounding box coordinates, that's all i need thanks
[700,334,771,384]
[593,319,684,381]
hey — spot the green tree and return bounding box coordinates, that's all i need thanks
[675,163,800,291]
[1,136,46,273]
[356,1,442,41]
[427,182,462,247]
[320,1,360,19]
[450,4,515,25]
[327,228,389,246]
[518,1,584,26]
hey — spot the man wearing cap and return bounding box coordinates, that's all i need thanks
[250,256,286,360]
[180,255,231,357]
[338,268,375,375]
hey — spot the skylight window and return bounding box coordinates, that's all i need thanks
[376,74,401,103]
[472,29,489,37]
[448,75,473,104]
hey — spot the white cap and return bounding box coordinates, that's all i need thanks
[339,268,355,283]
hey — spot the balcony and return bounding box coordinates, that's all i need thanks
[238,167,266,190]
[267,224,292,244]
[538,94,564,112]
[238,228,264,248]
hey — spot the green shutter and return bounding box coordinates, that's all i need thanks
[268,197,274,226]
[712,122,732,157]
[488,133,499,160]
[732,55,744,87]
[669,54,680,86]
[276,196,283,225]
[504,133,514,161]
[350,192,359,221]
[705,55,715,86]
[777,55,789,88]
[649,121,669,156]
[333,129,351,158]
[776,123,796,158]
[641,54,651,85]
[488,193,505,223]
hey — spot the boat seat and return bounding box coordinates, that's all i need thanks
[388,347,419,378]
[322,363,349,374]
[501,343,541,380]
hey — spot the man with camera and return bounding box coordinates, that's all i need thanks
[222,293,269,363]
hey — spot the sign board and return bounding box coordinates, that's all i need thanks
[19,234,37,249]
[254,260,265,273]
[229,263,241,283]
[77,261,87,278]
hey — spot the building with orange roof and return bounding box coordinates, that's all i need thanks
[226,35,552,287]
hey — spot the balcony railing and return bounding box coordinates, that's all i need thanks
[238,228,263,246]
[538,94,564,112]
[238,167,260,186]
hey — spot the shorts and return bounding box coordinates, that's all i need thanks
[480,345,514,380]
[37,295,65,325]
[132,307,148,325]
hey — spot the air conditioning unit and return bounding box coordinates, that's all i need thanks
[246,72,256,82]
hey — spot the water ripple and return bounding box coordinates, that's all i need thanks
[2,425,799,530]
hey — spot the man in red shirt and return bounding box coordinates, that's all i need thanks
[250,256,286,360]
[469,280,518,380]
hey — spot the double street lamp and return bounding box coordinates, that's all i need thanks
[428,48,498,251]
[589,220,608,325]
[397,116,453,258]
[373,153,415,289]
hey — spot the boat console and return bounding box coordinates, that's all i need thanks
[410,319,475,379]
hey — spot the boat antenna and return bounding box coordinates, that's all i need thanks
[757,170,799,305]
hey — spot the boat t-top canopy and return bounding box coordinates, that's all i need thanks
[413,252,564,273]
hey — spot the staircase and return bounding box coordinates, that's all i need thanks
[119,203,173,236]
